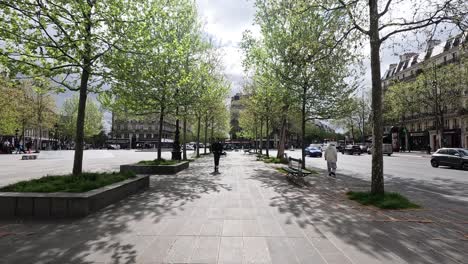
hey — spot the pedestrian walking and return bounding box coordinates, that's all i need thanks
[324,143,338,177]
[211,139,224,173]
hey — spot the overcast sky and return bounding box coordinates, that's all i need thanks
[196,0,258,96]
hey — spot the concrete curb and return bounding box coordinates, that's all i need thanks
[120,161,189,175]
[0,175,149,219]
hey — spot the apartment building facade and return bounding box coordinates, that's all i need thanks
[382,32,468,151]
[109,114,176,149]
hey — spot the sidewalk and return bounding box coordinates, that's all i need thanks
[0,152,466,264]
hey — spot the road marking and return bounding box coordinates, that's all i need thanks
[408,186,449,196]
[392,154,428,158]
[408,186,468,202]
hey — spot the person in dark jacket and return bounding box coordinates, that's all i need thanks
[211,140,224,173]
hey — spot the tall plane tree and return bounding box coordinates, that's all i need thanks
[244,0,358,167]
[102,0,200,160]
[327,0,467,194]
[0,0,142,175]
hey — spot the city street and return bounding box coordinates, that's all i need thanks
[272,150,468,202]
[0,150,197,187]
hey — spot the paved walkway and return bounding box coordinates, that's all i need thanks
[0,152,467,264]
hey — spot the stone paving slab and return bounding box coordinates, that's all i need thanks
[0,152,466,264]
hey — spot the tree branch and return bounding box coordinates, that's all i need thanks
[378,0,393,18]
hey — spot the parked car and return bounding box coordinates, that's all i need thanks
[431,148,468,170]
[107,144,120,150]
[305,146,322,157]
[357,143,369,153]
[337,144,346,153]
[308,144,323,151]
[185,144,194,150]
[367,144,393,156]
[343,145,362,155]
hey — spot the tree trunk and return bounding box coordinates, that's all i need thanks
[259,118,263,155]
[157,105,165,160]
[196,115,201,158]
[362,96,366,144]
[439,111,444,148]
[369,0,384,195]
[210,117,214,153]
[204,113,208,154]
[38,125,42,152]
[266,116,270,158]
[183,114,187,160]
[171,103,181,160]
[276,106,288,159]
[301,86,306,169]
[254,115,258,153]
[72,67,90,175]
[72,5,92,176]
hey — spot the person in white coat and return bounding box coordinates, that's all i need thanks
[324,143,338,177]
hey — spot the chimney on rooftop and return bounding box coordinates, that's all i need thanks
[399,53,417,61]
[426,39,441,51]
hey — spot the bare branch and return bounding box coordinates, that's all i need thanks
[337,0,369,34]
[378,0,393,18]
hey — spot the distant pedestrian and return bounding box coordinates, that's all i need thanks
[324,143,338,177]
[211,140,224,173]
[26,141,32,153]
[14,141,20,154]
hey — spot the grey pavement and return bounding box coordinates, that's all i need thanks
[0,152,467,264]
[0,149,199,187]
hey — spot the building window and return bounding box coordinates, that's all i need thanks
[445,119,449,129]
[452,53,456,59]
[417,123,421,131]
[454,119,458,128]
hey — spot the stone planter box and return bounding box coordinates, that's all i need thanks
[120,161,189,175]
[0,175,149,219]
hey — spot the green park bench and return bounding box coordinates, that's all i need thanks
[21,155,38,160]
[283,157,311,185]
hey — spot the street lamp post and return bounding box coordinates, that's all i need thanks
[54,123,59,150]
[14,128,19,144]
[171,88,181,161]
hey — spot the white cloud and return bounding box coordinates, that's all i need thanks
[196,0,258,95]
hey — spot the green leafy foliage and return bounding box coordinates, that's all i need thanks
[60,96,103,140]
[241,0,360,162]
[347,191,420,210]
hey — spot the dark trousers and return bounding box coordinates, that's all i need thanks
[214,153,221,168]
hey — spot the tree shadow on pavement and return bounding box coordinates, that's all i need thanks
[0,159,231,264]
[249,167,467,264]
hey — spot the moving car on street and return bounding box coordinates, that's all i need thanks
[305,146,323,157]
[430,148,468,170]
[343,145,362,155]
[367,144,393,156]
